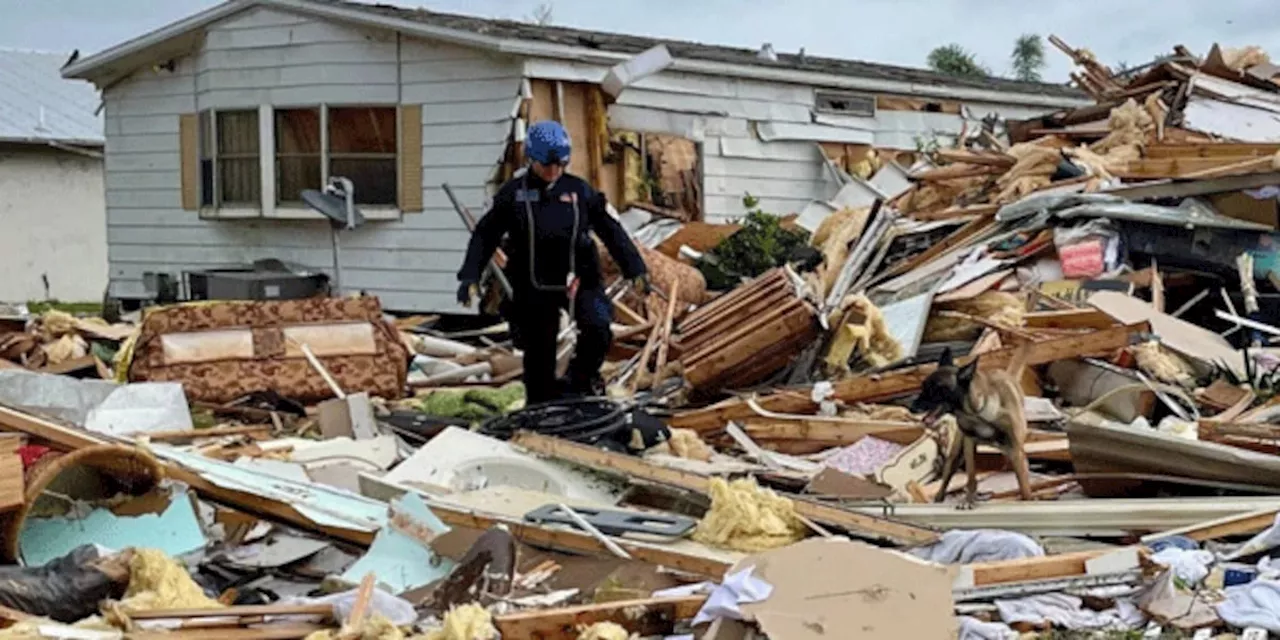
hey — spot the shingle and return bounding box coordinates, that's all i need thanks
[318,0,1086,100]
[0,49,102,145]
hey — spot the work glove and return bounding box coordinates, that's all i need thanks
[632,274,652,296]
[457,281,479,308]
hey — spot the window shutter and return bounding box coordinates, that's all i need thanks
[179,113,200,211]
[398,105,424,213]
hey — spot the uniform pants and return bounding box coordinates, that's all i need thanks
[508,287,613,405]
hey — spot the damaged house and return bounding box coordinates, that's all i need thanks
[63,0,1089,313]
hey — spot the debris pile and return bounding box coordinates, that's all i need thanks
[9,37,1280,640]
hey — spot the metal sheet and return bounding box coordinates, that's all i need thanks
[153,445,388,533]
[878,292,934,359]
[1067,419,1280,495]
[1183,95,1280,143]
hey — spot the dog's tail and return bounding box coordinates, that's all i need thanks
[1005,341,1033,380]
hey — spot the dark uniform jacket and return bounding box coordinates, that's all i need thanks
[457,171,647,295]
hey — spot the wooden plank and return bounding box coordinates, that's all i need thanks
[510,431,939,545]
[1024,308,1117,330]
[1119,156,1266,178]
[1146,143,1280,158]
[493,596,706,640]
[127,624,327,640]
[146,425,272,442]
[932,149,1015,168]
[128,605,334,621]
[1141,508,1280,543]
[739,418,921,445]
[961,549,1117,587]
[671,322,1147,432]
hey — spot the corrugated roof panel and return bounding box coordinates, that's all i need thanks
[0,49,102,145]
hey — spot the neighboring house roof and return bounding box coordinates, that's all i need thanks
[0,48,102,146]
[62,0,1090,109]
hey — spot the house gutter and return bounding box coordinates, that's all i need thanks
[65,0,1091,111]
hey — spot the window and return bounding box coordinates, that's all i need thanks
[814,90,877,117]
[328,107,398,206]
[193,104,407,217]
[275,106,397,206]
[275,108,321,204]
[199,109,261,207]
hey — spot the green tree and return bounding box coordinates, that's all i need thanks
[927,44,989,78]
[1011,34,1046,82]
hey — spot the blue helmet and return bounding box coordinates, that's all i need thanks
[526,120,571,165]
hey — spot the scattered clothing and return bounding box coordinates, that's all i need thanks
[1218,579,1280,633]
[995,593,1145,631]
[1150,547,1215,586]
[957,616,1017,640]
[910,529,1044,565]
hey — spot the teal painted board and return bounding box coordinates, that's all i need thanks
[19,490,207,566]
[341,492,454,594]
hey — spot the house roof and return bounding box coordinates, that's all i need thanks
[0,48,102,146]
[63,0,1088,109]
[327,0,1085,101]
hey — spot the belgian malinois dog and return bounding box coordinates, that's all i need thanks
[911,346,1034,506]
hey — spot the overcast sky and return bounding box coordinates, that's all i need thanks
[2,0,1275,83]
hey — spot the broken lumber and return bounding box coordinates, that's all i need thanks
[955,548,1125,588]
[493,595,706,639]
[671,322,1147,432]
[511,430,939,545]
[675,268,818,393]
[0,403,378,549]
[362,475,732,578]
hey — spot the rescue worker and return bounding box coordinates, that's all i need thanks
[456,121,649,405]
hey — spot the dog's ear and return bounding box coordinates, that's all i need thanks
[957,357,978,387]
[938,347,954,368]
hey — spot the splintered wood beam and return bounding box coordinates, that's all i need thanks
[493,595,707,640]
[670,323,1147,433]
[511,431,940,545]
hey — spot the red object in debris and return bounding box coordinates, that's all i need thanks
[19,445,52,469]
[1059,239,1106,278]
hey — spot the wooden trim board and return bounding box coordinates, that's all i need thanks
[510,431,939,545]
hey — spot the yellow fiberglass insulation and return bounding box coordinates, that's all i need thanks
[577,621,631,640]
[693,477,807,552]
[423,604,498,640]
[1133,340,1196,387]
[118,548,223,614]
[824,294,902,373]
[924,291,1025,343]
[649,427,714,462]
[306,615,406,640]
